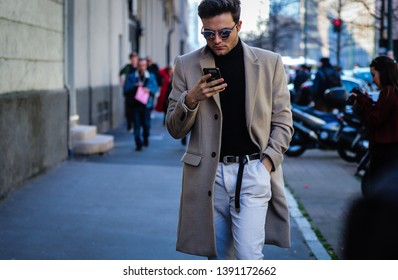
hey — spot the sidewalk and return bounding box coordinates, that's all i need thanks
[0,112,358,260]
[283,149,362,259]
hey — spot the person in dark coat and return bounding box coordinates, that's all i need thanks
[311,57,341,112]
[293,64,311,105]
[119,52,138,131]
[351,55,398,198]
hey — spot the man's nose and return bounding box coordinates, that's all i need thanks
[213,33,223,43]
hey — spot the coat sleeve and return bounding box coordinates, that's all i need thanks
[165,56,199,139]
[147,73,159,94]
[263,54,294,170]
[358,87,394,129]
[311,70,325,97]
[124,74,137,96]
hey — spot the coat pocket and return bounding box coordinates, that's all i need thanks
[181,152,202,166]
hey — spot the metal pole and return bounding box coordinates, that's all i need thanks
[336,0,341,66]
[337,27,341,66]
[179,0,185,56]
[303,0,308,63]
[166,28,174,66]
[387,0,393,55]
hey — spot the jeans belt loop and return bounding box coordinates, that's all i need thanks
[245,154,250,165]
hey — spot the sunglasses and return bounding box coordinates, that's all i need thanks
[201,23,237,41]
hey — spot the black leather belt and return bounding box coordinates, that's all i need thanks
[221,153,260,164]
[220,153,261,213]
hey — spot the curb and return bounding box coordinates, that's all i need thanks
[285,188,332,260]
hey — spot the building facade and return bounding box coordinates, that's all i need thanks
[0,0,189,198]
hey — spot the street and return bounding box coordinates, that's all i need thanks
[0,112,361,260]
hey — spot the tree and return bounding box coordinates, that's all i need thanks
[353,0,398,58]
[242,0,301,54]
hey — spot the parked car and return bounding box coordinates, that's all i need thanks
[353,67,377,89]
[344,67,377,91]
[341,75,371,93]
[341,75,379,101]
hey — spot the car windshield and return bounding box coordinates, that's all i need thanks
[354,72,372,84]
[341,78,371,93]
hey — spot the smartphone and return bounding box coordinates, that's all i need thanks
[203,67,222,83]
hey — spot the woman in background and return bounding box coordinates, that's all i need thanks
[352,55,398,198]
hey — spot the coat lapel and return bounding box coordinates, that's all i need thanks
[200,48,221,110]
[242,42,260,128]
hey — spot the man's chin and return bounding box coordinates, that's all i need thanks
[211,48,228,56]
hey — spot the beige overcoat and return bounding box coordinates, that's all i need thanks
[166,41,293,257]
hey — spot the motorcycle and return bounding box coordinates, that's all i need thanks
[334,105,369,163]
[355,150,370,177]
[336,86,375,176]
[286,87,357,158]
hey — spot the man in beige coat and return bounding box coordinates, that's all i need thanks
[166,0,293,259]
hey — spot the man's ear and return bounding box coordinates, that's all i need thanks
[236,20,242,33]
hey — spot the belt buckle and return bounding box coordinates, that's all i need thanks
[223,155,236,165]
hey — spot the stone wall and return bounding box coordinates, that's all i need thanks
[0,0,64,94]
[0,90,68,198]
[0,0,66,198]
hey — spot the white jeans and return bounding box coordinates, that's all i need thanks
[210,160,272,260]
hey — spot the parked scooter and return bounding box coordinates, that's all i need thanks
[337,86,374,176]
[286,87,350,157]
[356,150,370,176]
[334,105,369,163]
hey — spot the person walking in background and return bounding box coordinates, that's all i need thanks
[351,55,398,198]
[124,58,158,151]
[119,52,139,132]
[293,64,311,105]
[311,57,342,112]
[146,55,163,89]
[160,67,187,146]
[155,65,174,118]
[146,55,163,120]
[166,0,293,260]
[120,52,139,84]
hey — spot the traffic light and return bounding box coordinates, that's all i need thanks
[332,18,342,33]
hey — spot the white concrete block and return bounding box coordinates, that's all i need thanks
[72,134,114,155]
[70,125,97,141]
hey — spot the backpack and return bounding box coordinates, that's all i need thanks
[321,68,342,89]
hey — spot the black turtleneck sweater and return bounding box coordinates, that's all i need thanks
[213,39,258,159]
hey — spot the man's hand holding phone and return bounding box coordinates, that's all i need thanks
[203,67,222,83]
[185,67,227,110]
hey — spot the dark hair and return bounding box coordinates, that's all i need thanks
[198,0,241,23]
[129,52,138,59]
[320,57,332,68]
[370,55,398,89]
[138,57,147,63]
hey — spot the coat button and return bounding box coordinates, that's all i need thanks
[208,191,212,197]
[211,152,216,157]
[214,114,218,120]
